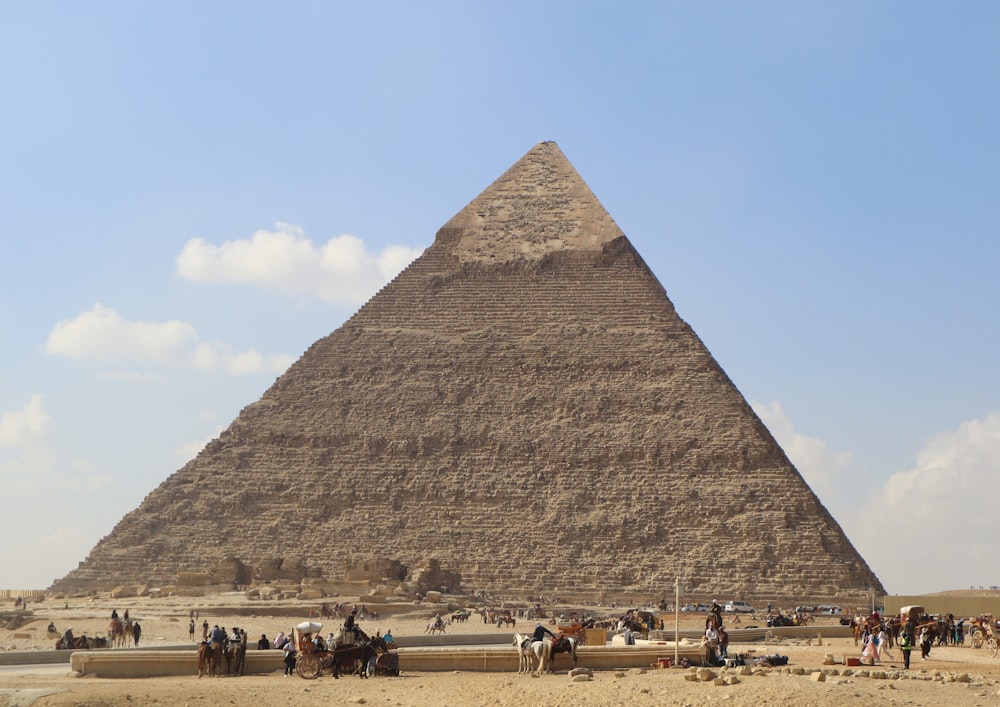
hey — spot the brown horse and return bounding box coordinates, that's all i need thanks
[197,642,223,677]
[331,640,380,678]
[229,641,246,676]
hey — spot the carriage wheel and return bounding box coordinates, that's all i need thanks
[971,629,984,649]
[988,637,998,658]
[296,654,322,679]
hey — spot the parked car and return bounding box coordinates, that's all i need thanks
[794,605,814,614]
[680,603,711,612]
[814,604,843,615]
[724,601,755,614]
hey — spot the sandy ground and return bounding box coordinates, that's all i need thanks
[2,593,1000,706]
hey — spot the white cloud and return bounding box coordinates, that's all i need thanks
[46,304,293,376]
[46,303,196,363]
[0,394,56,477]
[0,397,109,495]
[854,411,1000,594]
[175,222,424,304]
[752,399,852,499]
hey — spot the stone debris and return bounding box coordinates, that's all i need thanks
[811,671,826,682]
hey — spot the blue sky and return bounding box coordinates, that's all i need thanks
[1,1,998,596]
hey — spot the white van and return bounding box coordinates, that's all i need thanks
[724,601,755,614]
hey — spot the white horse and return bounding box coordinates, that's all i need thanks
[425,618,448,635]
[512,633,535,674]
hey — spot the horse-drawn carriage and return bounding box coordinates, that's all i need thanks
[969,615,999,657]
[292,621,392,679]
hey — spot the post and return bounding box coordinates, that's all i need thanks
[674,577,680,666]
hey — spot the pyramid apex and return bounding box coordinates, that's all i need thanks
[438,142,625,263]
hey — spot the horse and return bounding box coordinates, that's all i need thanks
[229,640,246,676]
[425,618,448,635]
[330,640,379,679]
[512,633,535,674]
[197,642,224,678]
[545,634,578,672]
[497,615,516,628]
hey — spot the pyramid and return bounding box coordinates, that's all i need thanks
[53,142,884,602]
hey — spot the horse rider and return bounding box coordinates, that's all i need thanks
[111,609,118,621]
[208,625,227,645]
[47,622,56,634]
[62,627,74,648]
[344,610,361,642]
[434,612,444,630]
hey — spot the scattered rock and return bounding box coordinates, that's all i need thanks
[811,671,826,682]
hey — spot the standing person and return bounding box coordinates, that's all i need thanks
[132,622,141,647]
[189,620,196,642]
[531,623,556,645]
[919,626,931,660]
[283,635,296,676]
[900,616,916,669]
[201,620,209,642]
[258,633,270,650]
[876,624,893,661]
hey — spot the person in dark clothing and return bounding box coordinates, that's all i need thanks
[258,634,270,650]
[344,610,360,641]
[132,622,141,646]
[531,623,556,643]
[900,616,916,669]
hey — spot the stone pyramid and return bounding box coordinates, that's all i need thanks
[53,142,884,601]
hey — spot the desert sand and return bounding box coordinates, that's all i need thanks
[2,593,1000,706]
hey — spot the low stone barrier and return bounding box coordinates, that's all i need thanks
[72,650,285,678]
[69,644,708,678]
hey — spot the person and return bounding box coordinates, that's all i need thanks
[201,620,209,642]
[344,610,360,641]
[383,628,394,646]
[47,622,56,634]
[710,600,723,628]
[531,623,556,644]
[132,622,141,647]
[876,624,893,661]
[189,620,195,642]
[62,627,74,648]
[283,636,296,676]
[861,631,879,664]
[313,633,327,651]
[900,616,916,669]
[718,626,730,658]
[111,609,118,621]
[919,626,931,660]
[209,625,227,645]
[273,631,287,650]
[703,622,720,664]
[123,609,129,621]
[258,633,270,650]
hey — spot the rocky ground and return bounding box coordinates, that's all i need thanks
[2,593,999,706]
